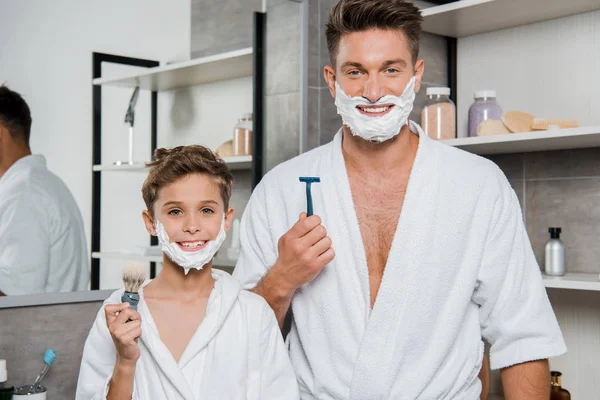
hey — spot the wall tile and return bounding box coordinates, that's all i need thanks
[0,301,103,400]
[485,153,525,180]
[308,0,323,88]
[307,87,321,150]
[525,178,600,274]
[191,0,262,57]
[265,92,301,171]
[319,87,341,145]
[526,148,600,180]
[265,2,302,96]
[419,32,448,86]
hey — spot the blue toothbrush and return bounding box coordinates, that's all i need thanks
[27,348,56,393]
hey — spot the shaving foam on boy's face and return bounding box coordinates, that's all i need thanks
[155,216,226,274]
[152,173,228,274]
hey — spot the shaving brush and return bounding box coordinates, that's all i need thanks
[121,263,147,311]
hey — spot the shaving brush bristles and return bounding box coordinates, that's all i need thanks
[122,263,147,293]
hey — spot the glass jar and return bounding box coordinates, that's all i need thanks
[468,90,503,137]
[421,87,456,140]
[233,113,253,156]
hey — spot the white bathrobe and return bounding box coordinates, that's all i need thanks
[233,122,566,400]
[76,269,299,400]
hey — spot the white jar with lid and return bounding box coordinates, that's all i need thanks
[468,90,503,137]
[233,113,253,156]
[421,87,456,140]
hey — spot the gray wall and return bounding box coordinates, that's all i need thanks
[264,0,303,171]
[191,0,263,57]
[0,301,102,400]
[486,149,600,273]
[307,0,449,149]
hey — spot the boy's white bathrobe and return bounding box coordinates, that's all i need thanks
[76,269,299,400]
[233,122,566,399]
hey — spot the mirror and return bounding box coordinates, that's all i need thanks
[0,16,254,305]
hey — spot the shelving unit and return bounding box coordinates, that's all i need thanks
[93,48,253,91]
[421,0,600,38]
[93,155,253,172]
[442,126,600,155]
[90,12,266,290]
[543,273,600,292]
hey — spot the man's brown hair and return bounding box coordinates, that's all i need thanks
[142,145,234,216]
[0,85,32,146]
[325,0,423,67]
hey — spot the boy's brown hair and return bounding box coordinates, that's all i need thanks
[142,145,234,216]
[325,0,423,67]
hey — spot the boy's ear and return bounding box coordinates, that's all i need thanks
[142,210,157,236]
[224,207,234,231]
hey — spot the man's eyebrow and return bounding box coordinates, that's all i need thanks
[340,61,366,70]
[381,59,408,68]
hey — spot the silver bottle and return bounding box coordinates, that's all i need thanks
[545,227,565,276]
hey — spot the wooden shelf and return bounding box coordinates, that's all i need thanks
[93,48,253,91]
[543,273,600,292]
[421,0,600,38]
[93,155,252,172]
[442,126,600,155]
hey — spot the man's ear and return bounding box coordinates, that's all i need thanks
[414,59,425,94]
[324,65,336,99]
[224,207,235,231]
[142,210,156,236]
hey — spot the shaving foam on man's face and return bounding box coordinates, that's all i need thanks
[334,76,416,143]
[327,28,422,142]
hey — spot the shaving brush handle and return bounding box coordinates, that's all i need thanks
[121,291,140,312]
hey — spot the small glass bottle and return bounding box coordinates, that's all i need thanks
[233,113,253,156]
[468,90,503,137]
[545,227,566,276]
[421,87,456,140]
[550,371,571,400]
[0,360,14,400]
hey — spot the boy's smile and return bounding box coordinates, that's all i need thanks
[177,240,209,252]
[143,173,234,248]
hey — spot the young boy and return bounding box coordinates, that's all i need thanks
[76,145,299,399]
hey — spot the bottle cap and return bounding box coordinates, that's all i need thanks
[426,87,450,96]
[0,359,7,382]
[474,90,496,99]
[549,227,562,239]
[550,371,562,387]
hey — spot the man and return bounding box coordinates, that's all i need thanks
[233,1,566,399]
[0,85,88,295]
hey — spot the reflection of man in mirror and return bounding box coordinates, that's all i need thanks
[0,85,88,295]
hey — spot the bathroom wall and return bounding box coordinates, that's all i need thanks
[0,301,103,400]
[467,10,600,399]
[190,0,263,57]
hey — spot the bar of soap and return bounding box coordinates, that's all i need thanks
[477,120,511,136]
[216,140,234,157]
[502,111,535,133]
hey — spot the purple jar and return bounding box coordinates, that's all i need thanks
[468,90,503,137]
